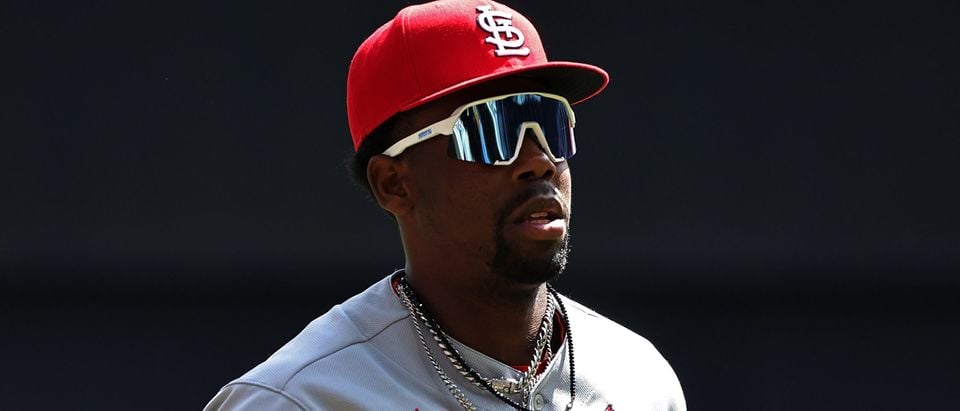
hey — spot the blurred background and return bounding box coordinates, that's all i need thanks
[2,0,958,409]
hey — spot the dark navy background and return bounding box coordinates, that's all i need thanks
[2,1,958,409]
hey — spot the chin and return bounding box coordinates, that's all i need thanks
[490,234,570,285]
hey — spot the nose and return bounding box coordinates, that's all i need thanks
[511,131,557,182]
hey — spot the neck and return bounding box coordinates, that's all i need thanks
[403,265,549,366]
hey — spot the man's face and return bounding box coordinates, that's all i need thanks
[398,81,573,285]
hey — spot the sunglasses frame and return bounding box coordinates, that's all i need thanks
[381,92,577,165]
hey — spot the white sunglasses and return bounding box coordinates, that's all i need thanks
[382,92,577,165]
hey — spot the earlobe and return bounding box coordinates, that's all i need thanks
[367,154,413,216]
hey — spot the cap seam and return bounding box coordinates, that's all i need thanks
[399,8,424,112]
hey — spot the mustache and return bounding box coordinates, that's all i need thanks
[496,182,565,226]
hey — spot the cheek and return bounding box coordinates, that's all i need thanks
[556,165,573,212]
[559,167,572,192]
[413,161,499,239]
[440,171,500,227]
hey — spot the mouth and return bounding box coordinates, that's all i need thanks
[509,197,568,241]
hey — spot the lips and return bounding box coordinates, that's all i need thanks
[509,196,568,240]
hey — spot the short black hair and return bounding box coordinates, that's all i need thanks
[346,113,410,197]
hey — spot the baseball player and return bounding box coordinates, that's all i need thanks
[205,1,685,409]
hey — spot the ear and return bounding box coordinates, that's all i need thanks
[367,154,413,217]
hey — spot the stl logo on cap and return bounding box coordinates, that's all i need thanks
[476,5,530,57]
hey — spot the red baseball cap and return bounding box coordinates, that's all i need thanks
[346,0,609,150]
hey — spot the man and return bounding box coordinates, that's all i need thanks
[206,1,685,409]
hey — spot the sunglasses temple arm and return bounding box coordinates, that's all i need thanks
[382,117,458,157]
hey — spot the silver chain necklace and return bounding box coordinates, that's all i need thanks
[396,274,576,410]
[396,279,478,410]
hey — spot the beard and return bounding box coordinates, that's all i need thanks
[489,228,570,285]
[487,183,572,285]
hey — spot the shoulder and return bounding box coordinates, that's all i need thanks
[559,295,687,410]
[561,296,657,347]
[561,296,672,371]
[207,275,415,409]
[204,382,307,411]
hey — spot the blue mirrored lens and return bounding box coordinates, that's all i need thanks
[448,94,574,164]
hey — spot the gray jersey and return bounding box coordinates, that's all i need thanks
[205,274,685,410]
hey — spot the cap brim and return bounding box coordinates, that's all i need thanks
[399,61,609,113]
